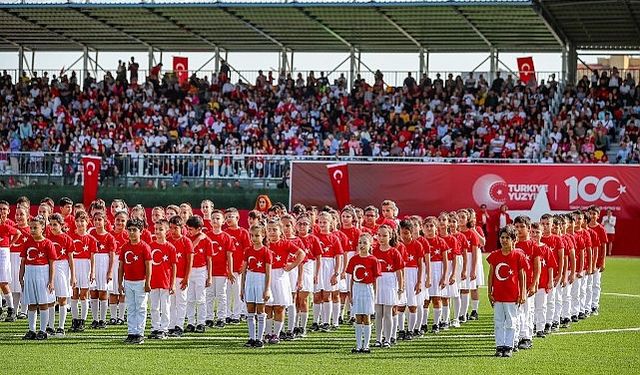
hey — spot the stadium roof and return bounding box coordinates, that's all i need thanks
[0,0,637,53]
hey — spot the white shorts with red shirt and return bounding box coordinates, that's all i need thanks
[92,253,113,291]
[10,252,21,291]
[352,282,375,315]
[267,268,292,306]
[300,261,315,293]
[74,258,91,289]
[0,247,10,283]
[376,272,399,306]
[53,259,71,298]
[22,264,55,305]
[244,271,269,304]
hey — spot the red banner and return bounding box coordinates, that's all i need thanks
[173,56,188,84]
[517,56,536,84]
[82,156,101,208]
[291,163,640,256]
[326,163,351,209]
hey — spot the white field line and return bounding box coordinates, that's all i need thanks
[602,292,640,298]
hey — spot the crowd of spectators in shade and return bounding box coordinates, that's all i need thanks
[0,56,639,175]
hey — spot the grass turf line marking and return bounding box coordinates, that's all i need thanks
[602,292,640,298]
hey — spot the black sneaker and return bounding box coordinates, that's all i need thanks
[459,315,467,324]
[551,321,559,331]
[56,328,65,336]
[592,306,599,316]
[432,324,440,334]
[98,321,107,329]
[131,335,144,344]
[398,330,406,340]
[279,331,287,341]
[297,328,306,338]
[45,327,55,335]
[320,323,330,332]
[149,330,159,339]
[124,334,134,344]
[373,340,382,348]
[544,323,551,334]
[195,324,206,333]
[405,331,413,340]
[70,318,78,332]
[253,340,264,348]
[268,336,280,344]
[205,319,214,328]
[185,324,196,333]
[571,315,579,322]
[117,318,125,325]
[361,348,371,354]
[351,348,360,354]
[578,312,586,320]
[91,320,99,329]
[390,337,397,346]
[413,329,422,337]
[16,312,27,320]
[495,346,504,357]
[225,317,232,324]
[214,319,225,328]
[108,318,118,325]
[469,310,479,321]
[339,316,344,325]
[157,331,167,339]
[560,318,569,329]
[311,322,319,332]
[169,327,184,337]
[230,318,241,324]
[36,330,48,340]
[284,331,294,341]
[348,317,356,325]
[244,339,255,347]
[502,347,513,357]
[512,345,519,353]
[536,331,546,338]
[382,340,391,348]
[22,330,37,340]
[521,339,533,349]
[420,324,429,333]
[4,308,15,322]
[168,328,176,335]
[77,319,86,332]
[442,322,450,331]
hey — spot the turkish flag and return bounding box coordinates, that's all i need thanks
[327,163,350,209]
[173,56,188,84]
[516,57,536,84]
[82,156,101,207]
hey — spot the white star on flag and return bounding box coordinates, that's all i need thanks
[133,255,139,261]
[618,185,627,194]
[364,271,369,277]
[162,255,169,262]
[256,261,263,268]
[177,253,182,258]
[275,255,281,261]
[541,259,546,267]
[38,252,44,258]
[434,249,440,255]
[508,269,514,275]
[408,255,414,261]
[99,244,105,250]
[61,249,66,254]
[199,249,204,253]
[22,237,28,243]
[83,245,89,251]
[386,265,392,271]
[508,187,571,223]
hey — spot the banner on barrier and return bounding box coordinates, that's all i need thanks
[290,162,640,255]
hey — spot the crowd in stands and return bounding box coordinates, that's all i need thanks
[0,57,639,172]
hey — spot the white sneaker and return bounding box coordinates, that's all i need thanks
[451,319,461,328]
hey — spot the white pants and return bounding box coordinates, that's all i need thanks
[561,283,572,319]
[553,284,563,323]
[585,273,594,311]
[592,270,602,309]
[546,286,556,325]
[534,289,547,330]
[170,277,188,329]
[124,280,148,336]
[571,276,582,316]
[580,274,588,311]
[226,272,243,319]
[494,302,518,347]
[206,276,228,321]
[150,289,171,332]
[518,295,534,340]
[186,267,207,325]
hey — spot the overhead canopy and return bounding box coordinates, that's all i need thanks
[0,0,637,53]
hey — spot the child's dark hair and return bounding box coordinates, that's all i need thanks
[126,218,145,231]
[399,219,413,231]
[499,224,517,241]
[513,215,531,227]
[186,215,204,229]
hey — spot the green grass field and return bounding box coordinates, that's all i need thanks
[2,257,639,375]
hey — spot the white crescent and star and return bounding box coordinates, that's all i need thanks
[247,255,257,267]
[124,251,135,265]
[85,161,97,177]
[332,169,343,184]
[353,264,366,282]
[26,247,38,261]
[495,262,510,281]
[72,239,82,255]
[151,249,162,266]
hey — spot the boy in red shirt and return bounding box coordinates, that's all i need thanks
[587,206,608,316]
[487,225,527,358]
[149,219,177,339]
[118,219,152,345]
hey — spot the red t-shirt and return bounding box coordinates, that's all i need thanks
[515,239,539,288]
[226,227,251,273]
[93,231,117,254]
[68,232,98,260]
[168,236,194,279]
[339,227,361,253]
[316,232,344,258]
[589,224,608,267]
[536,243,557,290]
[268,238,300,269]
[346,254,381,284]
[48,232,75,261]
[10,226,30,253]
[424,236,449,262]
[416,236,431,257]
[372,245,404,273]
[111,230,129,253]
[441,234,460,257]
[119,241,151,281]
[453,232,469,255]
[0,222,18,247]
[21,237,57,266]
[244,245,273,274]
[188,234,213,268]
[487,248,527,303]
[208,230,236,277]
[150,241,177,289]
[401,239,424,268]
[541,234,564,272]
[461,229,480,253]
[297,234,323,263]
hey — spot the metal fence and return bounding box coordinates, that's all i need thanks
[0,152,535,188]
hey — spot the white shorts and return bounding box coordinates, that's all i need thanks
[244,271,268,304]
[316,257,337,292]
[475,249,485,287]
[405,267,421,307]
[300,261,315,293]
[0,247,10,283]
[288,267,299,295]
[461,252,477,290]
[92,253,113,291]
[352,282,375,315]
[339,252,355,292]
[10,252,21,291]
[376,272,398,306]
[22,265,55,305]
[429,261,449,298]
[74,258,91,289]
[53,259,71,298]
[109,258,121,295]
[447,260,460,298]
[267,268,292,306]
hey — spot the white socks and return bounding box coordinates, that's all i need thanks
[80,300,88,320]
[39,309,49,332]
[71,299,79,319]
[274,321,284,337]
[461,294,470,317]
[408,312,417,332]
[355,324,363,349]
[59,304,67,329]
[453,296,461,320]
[287,306,296,332]
[299,312,308,329]
[90,299,99,321]
[433,307,441,326]
[313,303,321,324]
[472,298,480,312]
[3,293,13,311]
[443,305,450,323]
[363,324,372,349]
[11,292,20,311]
[118,302,126,320]
[332,302,341,326]
[109,304,117,320]
[423,307,430,326]
[247,313,256,340]
[266,318,274,334]
[257,313,266,340]
[100,300,108,321]
[28,310,36,332]
[48,306,55,328]
[322,302,332,325]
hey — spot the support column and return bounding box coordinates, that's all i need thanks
[148,47,154,72]
[419,48,425,77]
[18,46,24,81]
[349,48,356,90]
[357,50,361,76]
[214,47,220,75]
[30,51,35,76]
[567,43,577,85]
[280,48,288,74]
[82,47,89,84]
[489,48,498,83]
[561,45,568,84]
[290,51,294,73]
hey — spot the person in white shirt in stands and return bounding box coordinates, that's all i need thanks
[601,209,616,256]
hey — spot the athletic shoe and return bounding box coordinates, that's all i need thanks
[398,330,406,340]
[131,335,144,344]
[36,331,48,340]
[149,330,158,339]
[168,328,175,335]
[404,331,413,340]
[279,331,287,341]
[442,322,450,331]
[169,327,184,337]
[205,319,214,328]
[338,316,344,325]
[253,340,264,348]
[469,310,479,320]
[413,329,422,338]
[459,315,467,324]
[551,321,559,331]
[268,336,280,344]
[351,348,360,354]
[108,318,118,325]
[373,341,382,348]
[381,340,390,348]
[432,324,440,334]
[512,345,519,353]
[390,337,396,346]
[330,324,339,331]
[310,323,320,332]
[4,308,16,322]
[46,327,55,335]
[230,318,241,324]
[16,312,27,320]
[584,309,591,317]
[361,348,371,354]
[578,312,586,320]
[214,319,226,328]
[244,339,255,347]
[495,347,504,357]
[536,331,546,338]
[451,319,461,328]
[195,324,206,333]
[98,321,107,329]
[91,320,99,329]
[297,328,307,338]
[70,319,78,332]
[124,334,134,344]
[157,331,167,339]
[22,330,37,340]
[225,317,232,324]
[56,328,65,336]
[348,317,356,325]
[544,323,551,334]
[592,307,599,316]
[571,315,579,323]
[185,324,196,333]
[420,324,429,333]
[519,339,533,349]
[560,318,569,329]
[284,331,295,341]
[502,348,513,357]
[77,319,86,332]
[320,323,330,332]
[117,318,125,325]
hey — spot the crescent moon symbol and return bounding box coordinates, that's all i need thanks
[211,241,220,257]
[247,255,257,267]
[353,264,366,282]
[495,262,509,282]
[26,247,38,261]
[333,170,343,184]
[124,251,135,265]
[86,161,96,176]
[72,239,82,255]
[151,249,162,266]
[599,176,621,202]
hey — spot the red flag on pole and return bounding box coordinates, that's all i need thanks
[327,163,350,209]
[82,156,101,208]
[516,56,536,84]
[173,56,189,84]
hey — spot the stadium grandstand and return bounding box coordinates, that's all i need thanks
[0,0,639,189]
